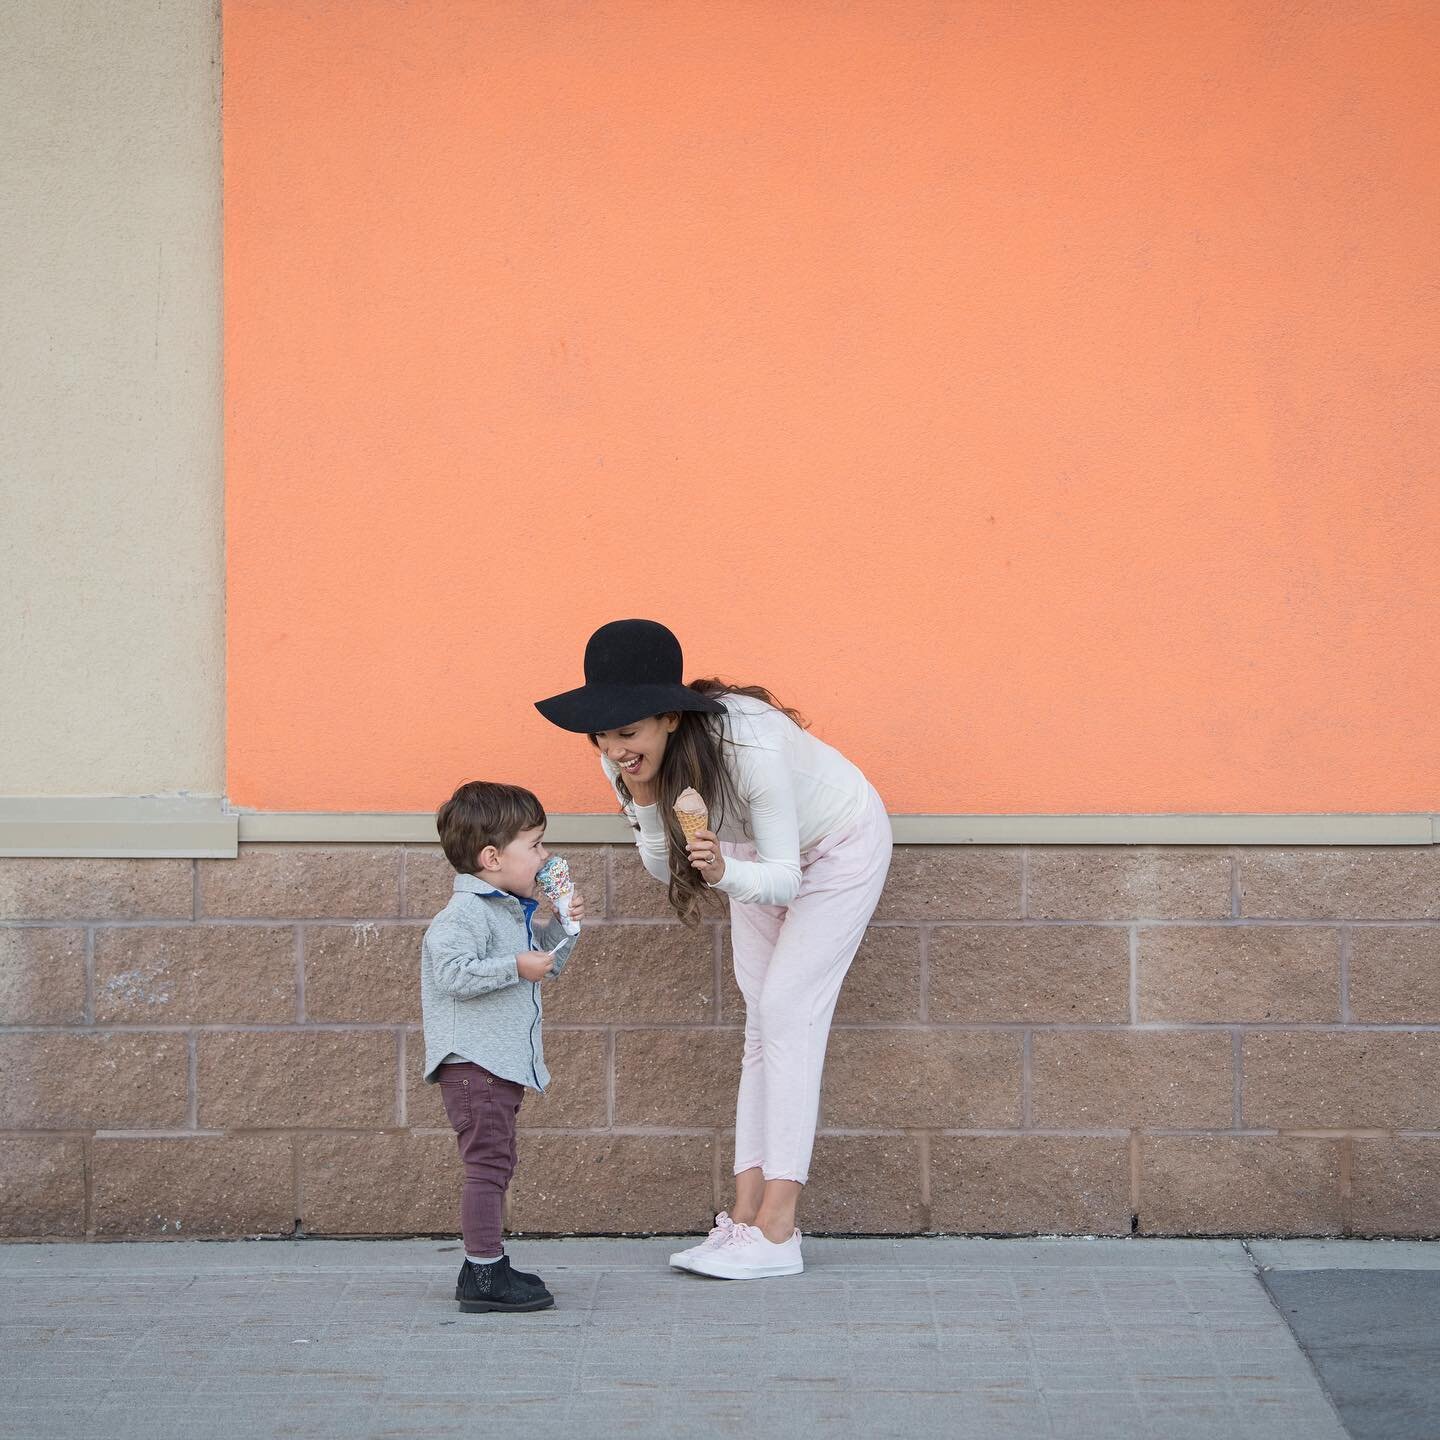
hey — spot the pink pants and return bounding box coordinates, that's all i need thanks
[725,784,892,1185]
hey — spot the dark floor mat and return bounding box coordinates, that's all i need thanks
[1259,1269,1440,1440]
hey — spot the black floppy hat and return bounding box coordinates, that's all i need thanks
[534,619,726,734]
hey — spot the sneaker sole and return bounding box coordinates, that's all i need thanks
[687,1260,804,1281]
[458,1295,555,1313]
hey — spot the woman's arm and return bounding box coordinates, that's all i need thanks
[599,754,671,884]
[707,744,803,906]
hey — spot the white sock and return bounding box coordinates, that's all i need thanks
[466,1252,503,1265]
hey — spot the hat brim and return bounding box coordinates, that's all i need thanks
[534,683,726,734]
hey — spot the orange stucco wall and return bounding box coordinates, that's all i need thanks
[224,0,1439,814]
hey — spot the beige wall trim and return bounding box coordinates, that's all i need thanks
[2,800,1436,856]
[0,797,237,858]
[888,814,1438,845]
[236,811,1439,847]
[1,1,225,797]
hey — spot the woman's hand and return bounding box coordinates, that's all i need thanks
[686,827,726,886]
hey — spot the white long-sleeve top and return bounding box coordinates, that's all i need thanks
[599,693,875,907]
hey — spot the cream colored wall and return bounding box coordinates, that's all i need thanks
[0,0,223,797]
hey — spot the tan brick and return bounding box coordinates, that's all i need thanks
[404,1026,453,1129]
[404,845,609,920]
[1138,926,1340,1023]
[0,1033,188,1129]
[611,846,725,921]
[1349,928,1440,1023]
[872,848,1022,922]
[1350,1139,1440,1237]
[0,858,192,921]
[929,1136,1131,1236]
[822,1030,1022,1128]
[720,926,923,1024]
[404,1029,451,1129]
[301,1132,455,1235]
[197,1031,397,1128]
[930,926,1128,1023]
[614,1029,739,1127]
[1031,1032,1233,1129]
[1139,1137,1342,1236]
[0,928,86,1024]
[524,1028,611,1129]
[1028,849,1232,920]
[1243,1032,1440,1129]
[94,926,296,1024]
[92,1135,294,1238]
[199,846,399,919]
[1239,848,1440,920]
[400,847,452,920]
[406,1028,610,1131]
[803,1135,926,1233]
[541,923,715,1024]
[304,923,422,1022]
[508,1134,715,1233]
[718,951,745,1024]
[0,1137,86,1237]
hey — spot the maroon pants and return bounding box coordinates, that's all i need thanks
[437,1061,524,1256]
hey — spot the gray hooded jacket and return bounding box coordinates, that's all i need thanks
[419,873,579,1091]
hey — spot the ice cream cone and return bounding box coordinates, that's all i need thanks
[535,856,581,936]
[673,787,709,841]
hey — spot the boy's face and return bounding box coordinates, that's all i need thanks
[478,825,549,898]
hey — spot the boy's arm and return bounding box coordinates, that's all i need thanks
[427,909,521,998]
[531,908,573,952]
[533,926,578,977]
[532,883,587,969]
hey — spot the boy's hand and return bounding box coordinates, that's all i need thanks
[568,889,587,923]
[516,951,553,983]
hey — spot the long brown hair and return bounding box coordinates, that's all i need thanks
[593,680,808,926]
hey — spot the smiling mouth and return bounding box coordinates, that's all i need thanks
[619,757,643,774]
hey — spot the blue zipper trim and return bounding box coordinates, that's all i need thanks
[518,896,543,1089]
[465,889,544,1091]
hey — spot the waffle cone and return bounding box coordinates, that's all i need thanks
[676,810,709,841]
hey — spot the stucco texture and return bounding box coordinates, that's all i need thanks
[224,0,1440,814]
[0,0,224,797]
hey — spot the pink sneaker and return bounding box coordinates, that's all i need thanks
[687,1222,804,1280]
[669,1211,737,1273]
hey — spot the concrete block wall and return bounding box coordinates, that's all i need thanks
[2,844,1438,1240]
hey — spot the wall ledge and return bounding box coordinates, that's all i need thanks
[0,798,1436,855]
[0,797,238,858]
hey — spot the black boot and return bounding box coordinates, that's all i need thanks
[454,1256,548,1299]
[455,1256,554,1313]
[505,1257,547,1291]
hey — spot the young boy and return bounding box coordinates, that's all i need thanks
[421,780,585,1313]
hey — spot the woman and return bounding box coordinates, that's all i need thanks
[536,619,891,1280]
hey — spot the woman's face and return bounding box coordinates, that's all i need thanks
[591,714,679,787]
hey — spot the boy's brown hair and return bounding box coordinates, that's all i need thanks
[436,781,546,874]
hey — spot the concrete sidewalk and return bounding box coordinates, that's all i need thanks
[1,1236,1436,1439]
